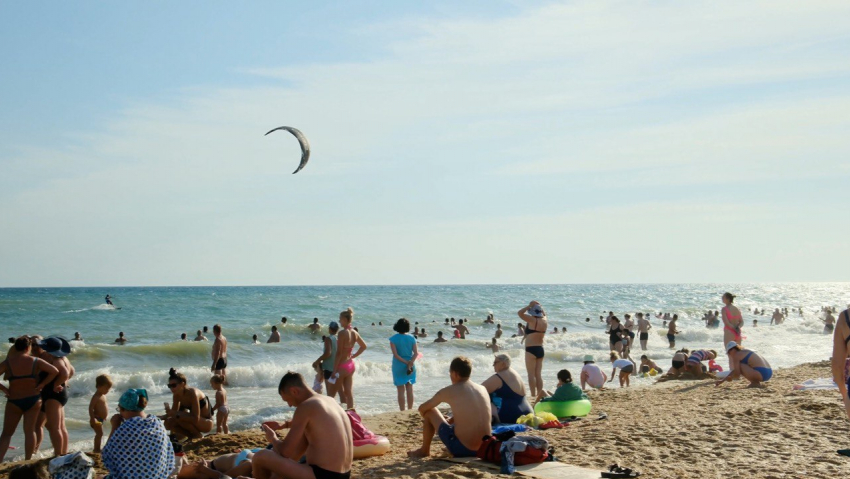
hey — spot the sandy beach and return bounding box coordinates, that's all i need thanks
[2,360,846,479]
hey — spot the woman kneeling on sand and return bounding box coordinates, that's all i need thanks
[164,368,213,440]
[716,342,772,388]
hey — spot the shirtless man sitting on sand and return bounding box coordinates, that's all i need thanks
[407,356,491,458]
[249,372,353,479]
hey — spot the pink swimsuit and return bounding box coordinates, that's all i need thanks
[723,308,743,342]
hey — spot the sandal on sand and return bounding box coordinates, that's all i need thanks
[601,464,641,478]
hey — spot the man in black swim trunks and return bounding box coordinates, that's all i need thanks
[251,372,352,479]
[211,324,227,383]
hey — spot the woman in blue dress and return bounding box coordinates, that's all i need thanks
[389,318,419,411]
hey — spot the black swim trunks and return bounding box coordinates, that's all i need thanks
[639,332,648,341]
[215,357,227,370]
[310,464,351,479]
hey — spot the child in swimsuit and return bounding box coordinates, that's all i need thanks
[89,374,113,453]
[210,375,229,434]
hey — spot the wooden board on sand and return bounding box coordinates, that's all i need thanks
[441,457,600,479]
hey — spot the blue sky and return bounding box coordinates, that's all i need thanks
[1,1,849,286]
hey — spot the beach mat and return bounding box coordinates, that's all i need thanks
[441,456,600,479]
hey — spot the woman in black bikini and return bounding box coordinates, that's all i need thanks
[518,301,548,398]
[164,368,213,440]
[32,337,74,457]
[0,336,58,461]
[607,316,625,355]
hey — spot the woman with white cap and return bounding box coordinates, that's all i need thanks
[580,355,607,390]
[518,301,548,397]
[32,336,74,456]
[103,388,174,479]
[716,342,772,388]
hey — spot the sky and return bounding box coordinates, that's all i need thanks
[1,1,849,287]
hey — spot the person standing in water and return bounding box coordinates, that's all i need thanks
[268,325,281,343]
[389,318,419,411]
[332,307,367,410]
[211,324,228,384]
[721,292,744,348]
[33,337,75,457]
[313,322,340,398]
[0,337,59,462]
[518,301,548,398]
[105,295,113,306]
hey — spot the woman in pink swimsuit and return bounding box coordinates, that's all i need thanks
[721,292,744,347]
[333,307,367,410]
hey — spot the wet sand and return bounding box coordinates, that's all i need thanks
[2,361,847,478]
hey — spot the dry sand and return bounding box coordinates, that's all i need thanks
[2,361,847,478]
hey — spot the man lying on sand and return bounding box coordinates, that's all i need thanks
[407,356,491,458]
[249,371,353,479]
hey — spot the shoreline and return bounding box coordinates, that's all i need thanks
[1,360,846,478]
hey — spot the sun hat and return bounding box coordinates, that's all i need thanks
[528,304,545,318]
[583,354,595,363]
[37,337,71,357]
[725,341,739,353]
[119,388,148,411]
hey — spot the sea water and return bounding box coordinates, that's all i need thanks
[0,283,846,460]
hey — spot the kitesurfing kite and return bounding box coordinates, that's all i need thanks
[265,126,311,174]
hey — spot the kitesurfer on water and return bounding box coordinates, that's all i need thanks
[105,295,113,306]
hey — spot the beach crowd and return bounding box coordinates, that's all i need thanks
[1,293,846,479]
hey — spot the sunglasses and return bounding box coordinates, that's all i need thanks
[167,383,178,389]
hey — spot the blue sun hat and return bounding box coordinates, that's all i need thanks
[119,388,148,411]
[37,337,71,357]
[528,304,545,318]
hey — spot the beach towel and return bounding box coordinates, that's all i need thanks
[477,433,548,469]
[492,424,529,435]
[49,451,94,479]
[441,456,600,479]
[792,378,838,391]
[500,436,550,474]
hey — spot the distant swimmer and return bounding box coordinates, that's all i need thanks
[308,318,322,334]
[115,332,127,344]
[105,295,113,306]
[485,338,500,353]
[433,332,447,343]
[484,314,495,325]
[770,308,785,326]
[824,311,836,334]
[494,324,503,339]
[453,319,469,339]
[194,330,208,342]
[252,334,260,344]
[180,333,187,341]
[281,316,288,325]
[268,325,281,343]
[418,328,428,338]
[73,332,83,341]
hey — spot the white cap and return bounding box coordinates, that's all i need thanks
[725,341,738,353]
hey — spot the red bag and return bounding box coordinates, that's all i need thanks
[476,436,548,465]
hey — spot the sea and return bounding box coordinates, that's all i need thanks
[0,283,846,460]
